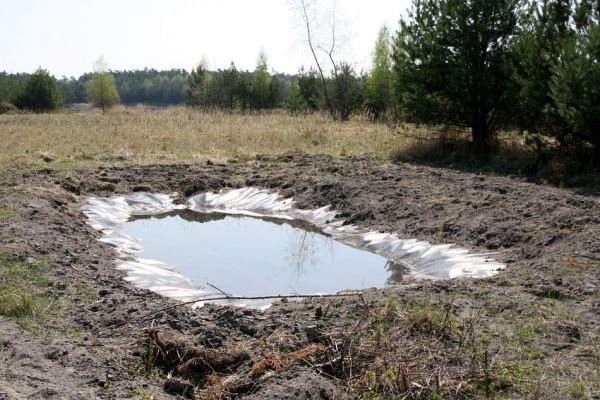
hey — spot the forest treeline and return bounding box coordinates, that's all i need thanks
[0,67,296,107]
[0,0,598,165]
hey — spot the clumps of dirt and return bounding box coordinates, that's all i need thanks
[143,325,330,399]
[146,325,249,378]
[145,326,249,398]
[140,294,500,400]
[250,344,325,378]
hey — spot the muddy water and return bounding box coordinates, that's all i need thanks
[121,210,407,296]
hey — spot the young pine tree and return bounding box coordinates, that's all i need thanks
[285,82,308,115]
[250,51,272,109]
[187,59,210,107]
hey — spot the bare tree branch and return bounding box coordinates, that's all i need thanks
[299,0,334,115]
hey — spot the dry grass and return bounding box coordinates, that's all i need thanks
[0,106,554,178]
[0,106,406,170]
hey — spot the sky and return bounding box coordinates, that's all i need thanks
[1,0,411,77]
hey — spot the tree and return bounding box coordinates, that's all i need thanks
[516,0,600,162]
[0,72,24,105]
[514,0,575,138]
[221,62,240,109]
[393,0,520,151]
[294,0,336,117]
[366,25,393,120]
[86,58,120,113]
[17,68,63,112]
[331,62,362,121]
[236,72,252,112]
[550,24,600,154]
[285,82,308,114]
[187,59,210,107]
[250,51,272,109]
[58,76,86,104]
[269,74,284,108]
[297,67,321,110]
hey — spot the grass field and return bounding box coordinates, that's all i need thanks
[0,106,414,170]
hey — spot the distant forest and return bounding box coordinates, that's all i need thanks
[0,69,296,106]
[1,0,598,167]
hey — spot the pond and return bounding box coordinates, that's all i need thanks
[82,188,504,308]
[121,210,407,298]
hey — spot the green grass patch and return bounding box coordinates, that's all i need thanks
[516,316,547,344]
[406,300,456,337]
[73,283,98,302]
[0,255,60,334]
[569,381,590,400]
[0,207,18,219]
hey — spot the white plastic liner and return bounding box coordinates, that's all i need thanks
[82,187,505,307]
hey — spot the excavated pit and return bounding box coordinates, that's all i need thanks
[81,187,505,308]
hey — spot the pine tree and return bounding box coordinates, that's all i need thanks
[250,51,272,109]
[297,68,321,111]
[187,59,210,107]
[0,73,24,105]
[221,62,240,109]
[18,68,63,112]
[393,0,520,151]
[514,0,575,138]
[331,62,361,121]
[546,1,600,158]
[516,0,600,162]
[285,83,308,115]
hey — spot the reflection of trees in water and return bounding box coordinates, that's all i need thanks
[130,210,226,224]
[285,229,332,279]
[385,260,409,284]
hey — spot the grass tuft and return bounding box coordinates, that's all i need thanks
[0,207,18,219]
[569,381,590,400]
[0,255,59,333]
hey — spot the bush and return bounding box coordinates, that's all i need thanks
[0,101,17,114]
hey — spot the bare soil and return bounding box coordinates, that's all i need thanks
[0,155,598,399]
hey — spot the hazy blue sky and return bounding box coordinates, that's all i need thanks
[1,0,411,77]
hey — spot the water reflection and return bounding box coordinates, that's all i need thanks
[285,230,335,279]
[121,211,400,296]
[130,209,226,224]
[385,260,410,284]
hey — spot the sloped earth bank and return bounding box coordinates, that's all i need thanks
[0,155,598,399]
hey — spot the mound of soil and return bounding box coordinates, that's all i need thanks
[0,155,598,399]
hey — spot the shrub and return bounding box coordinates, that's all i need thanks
[0,101,17,114]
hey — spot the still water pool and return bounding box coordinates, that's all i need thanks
[121,210,407,297]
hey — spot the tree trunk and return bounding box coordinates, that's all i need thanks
[593,141,600,169]
[471,113,489,153]
[299,0,335,119]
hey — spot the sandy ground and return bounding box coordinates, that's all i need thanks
[0,155,598,399]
